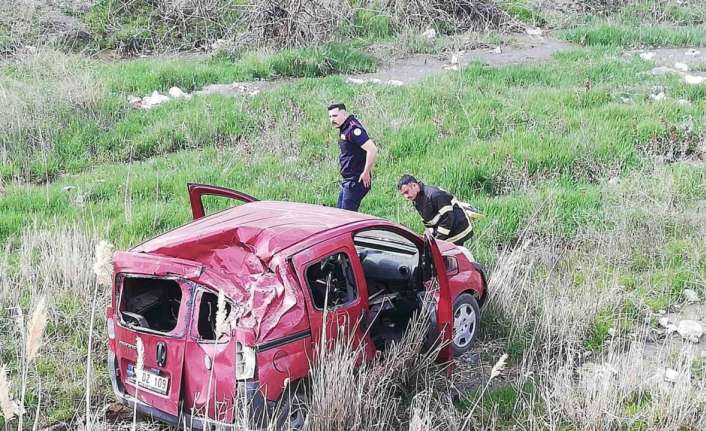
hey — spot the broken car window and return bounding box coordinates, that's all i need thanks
[197,291,232,341]
[305,252,358,309]
[120,277,182,333]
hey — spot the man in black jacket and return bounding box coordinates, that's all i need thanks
[397,175,480,245]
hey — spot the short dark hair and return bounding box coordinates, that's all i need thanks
[397,174,418,190]
[327,103,346,111]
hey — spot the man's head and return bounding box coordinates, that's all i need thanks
[328,103,348,128]
[398,174,421,201]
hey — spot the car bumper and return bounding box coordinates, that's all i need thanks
[107,351,277,429]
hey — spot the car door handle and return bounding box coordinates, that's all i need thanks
[156,342,167,367]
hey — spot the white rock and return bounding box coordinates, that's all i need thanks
[685,49,700,56]
[526,27,543,36]
[684,288,700,302]
[674,62,690,72]
[677,320,703,343]
[422,28,436,40]
[664,368,679,383]
[640,52,656,61]
[650,92,666,101]
[168,86,189,99]
[678,99,692,106]
[684,74,706,85]
[658,317,670,328]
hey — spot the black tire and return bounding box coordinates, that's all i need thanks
[275,383,307,431]
[452,293,480,357]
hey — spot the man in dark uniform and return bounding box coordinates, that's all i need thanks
[397,175,481,245]
[328,103,378,212]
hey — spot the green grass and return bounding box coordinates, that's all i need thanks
[2,39,706,425]
[561,1,706,47]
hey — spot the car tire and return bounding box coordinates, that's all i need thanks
[276,383,307,431]
[452,293,480,357]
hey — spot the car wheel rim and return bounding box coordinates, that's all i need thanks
[453,303,476,349]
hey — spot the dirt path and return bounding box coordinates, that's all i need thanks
[186,36,573,101]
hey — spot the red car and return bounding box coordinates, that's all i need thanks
[106,184,487,428]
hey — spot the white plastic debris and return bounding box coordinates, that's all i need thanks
[450,53,459,65]
[678,99,692,106]
[526,27,543,36]
[684,74,706,85]
[640,52,656,61]
[674,62,690,72]
[127,95,142,109]
[62,186,75,192]
[387,80,404,86]
[658,317,671,328]
[683,289,700,303]
[608,177,619,185]
[489,46,502,54]
[650,92,666,101]
[422,28,436,40]
[168,86,189,99]
[141,91,171,109]
[664,368,679,383]
[677,320,703,343]
[650,66,678,76]
[685,49,700,57]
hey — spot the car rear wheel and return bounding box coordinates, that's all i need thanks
[452,293,480,356]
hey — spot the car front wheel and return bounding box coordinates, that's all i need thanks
[452,293,480,356]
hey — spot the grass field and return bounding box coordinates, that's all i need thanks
[1,0,705,429]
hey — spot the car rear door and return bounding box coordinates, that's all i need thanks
[423,233,454,363]
[113,275,194,417]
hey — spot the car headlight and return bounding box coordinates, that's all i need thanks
[235,342,256,380]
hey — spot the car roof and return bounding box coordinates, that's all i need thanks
[132,201,382,266]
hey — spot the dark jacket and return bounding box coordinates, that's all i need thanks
[413,183,476,245]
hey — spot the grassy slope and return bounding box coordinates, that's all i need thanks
[1,12,706,426]
[561,0,706,47]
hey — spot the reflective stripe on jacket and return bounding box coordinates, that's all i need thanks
[413,183,479,244]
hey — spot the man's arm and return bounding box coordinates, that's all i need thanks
[358,140,378,188]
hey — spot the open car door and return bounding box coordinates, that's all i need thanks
[423,232,453,363]
[187,183,258,220]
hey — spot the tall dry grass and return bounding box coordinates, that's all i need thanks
[0,226,109,428]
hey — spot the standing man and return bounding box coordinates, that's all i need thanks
[328,103,378,212]
[397,174,482,245]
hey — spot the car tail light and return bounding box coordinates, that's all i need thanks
[443,255,459,276]
[235,342,256,380]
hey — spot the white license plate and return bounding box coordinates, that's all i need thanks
[133,368,169,395]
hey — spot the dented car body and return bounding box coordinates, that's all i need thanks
[106,184,487,428]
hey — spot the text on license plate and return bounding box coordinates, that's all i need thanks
[127,363,169,395]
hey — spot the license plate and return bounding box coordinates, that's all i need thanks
[127,364,169,395]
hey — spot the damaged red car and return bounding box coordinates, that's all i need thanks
[106,184,487,429]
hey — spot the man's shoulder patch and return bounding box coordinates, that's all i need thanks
[353,128,362,136]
